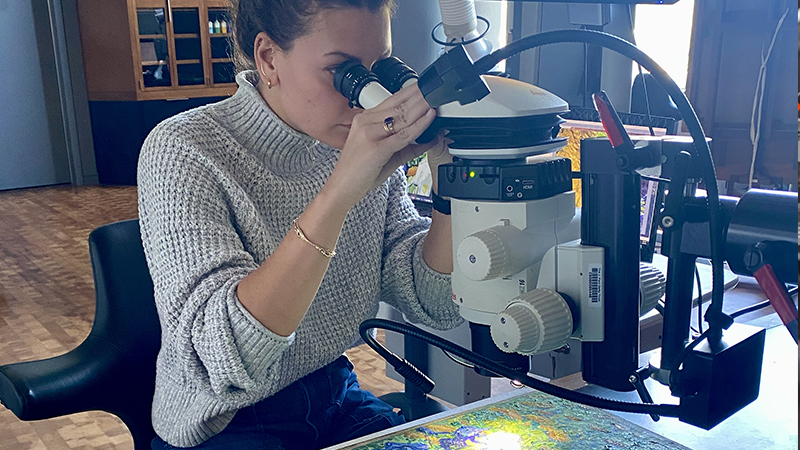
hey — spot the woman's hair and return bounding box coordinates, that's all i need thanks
[230,0,396,71]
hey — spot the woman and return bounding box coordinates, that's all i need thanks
[138,0,461,448]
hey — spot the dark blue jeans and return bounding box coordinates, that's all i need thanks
[151,356,405,449]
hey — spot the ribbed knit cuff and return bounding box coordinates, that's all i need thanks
[412,242,463,330]
[230,286,295,380]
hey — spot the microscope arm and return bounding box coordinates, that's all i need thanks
[470,29,729,340]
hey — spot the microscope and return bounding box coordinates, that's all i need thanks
[335,0,798,431]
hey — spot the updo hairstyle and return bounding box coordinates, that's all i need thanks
[229,0,396,71]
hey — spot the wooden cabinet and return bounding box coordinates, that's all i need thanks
[76,0,236,184]
[77,0,237,101]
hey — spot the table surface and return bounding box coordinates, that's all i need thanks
[330,322,796,450]
[577,324,798,450]
[649,253,740,304]
[326,387,690,450]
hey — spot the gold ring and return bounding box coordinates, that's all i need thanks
[383,116,395,135]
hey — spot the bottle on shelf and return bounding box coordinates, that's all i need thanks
[214,19,221,34]
[220,20,227,34]
[209,20,214,34]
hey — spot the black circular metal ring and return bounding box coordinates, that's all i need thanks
[431,16,491,47]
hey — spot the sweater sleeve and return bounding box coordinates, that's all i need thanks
[378,169,463,330]
[137,121,293,401]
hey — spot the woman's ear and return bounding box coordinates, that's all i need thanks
[254,32,279,88]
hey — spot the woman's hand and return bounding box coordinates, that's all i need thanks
[323,84,442,209]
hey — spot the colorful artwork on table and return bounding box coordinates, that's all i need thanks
[347,390,688,450]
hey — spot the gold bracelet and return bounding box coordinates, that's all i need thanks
[292,219,336,258]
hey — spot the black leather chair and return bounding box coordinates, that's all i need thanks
[0,219,160,450]
[631,72,682,122]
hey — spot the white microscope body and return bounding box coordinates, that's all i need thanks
[451,193,606,357]
[430,52,607,357]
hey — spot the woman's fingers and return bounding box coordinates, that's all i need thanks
[375,81,421,108]
[385,108,436,146]
[357,101,434,143]
[366,84,432,132]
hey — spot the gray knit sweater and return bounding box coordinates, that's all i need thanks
[137,71,462,448]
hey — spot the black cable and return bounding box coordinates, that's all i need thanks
[626,5,637,46]
[441,349,475,370]
[638,65,657,137]
[729,300,772,320]
[671,287,798,369]
[690,270,700,334]
[671,328,711,370]
[641,175,672,184]
[472,29,728,344]
[360,319,682,418]
[729,286,799,319]
[579,24,594,109]
[626,5,656,136]
[695,266,704,333]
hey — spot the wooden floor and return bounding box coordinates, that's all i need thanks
[0,185,404,450]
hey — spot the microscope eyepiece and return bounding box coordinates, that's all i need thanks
[372,56,418,93]
[333,59,383,109]
[333,56,438,143]
[334,57,421,109]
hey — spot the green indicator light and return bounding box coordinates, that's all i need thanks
[470,171,476,178]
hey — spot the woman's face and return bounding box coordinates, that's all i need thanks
[263,7,392,149]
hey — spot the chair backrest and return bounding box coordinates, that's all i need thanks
[87,219,160,449]
[631,72,682,121]
[0,219,160,450]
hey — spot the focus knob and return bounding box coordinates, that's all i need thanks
[490,288,573,355]
[456,224,536,281]
[457,228,508,281]
[639,262,666,316]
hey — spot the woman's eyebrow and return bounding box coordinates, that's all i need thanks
[323,51,361,62]
[323,48,392,62]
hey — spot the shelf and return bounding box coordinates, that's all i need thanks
[136,85,238,101]
[80,0,240,103]
[211,58,232,63]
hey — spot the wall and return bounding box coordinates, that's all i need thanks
[390,0,442,72]
[56,0,99,185]
[513,2,635,113]
[0,0,70,190]
[0,0,97,190]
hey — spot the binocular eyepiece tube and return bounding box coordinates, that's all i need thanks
[333,57,418,110]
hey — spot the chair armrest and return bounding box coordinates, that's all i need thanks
[0,336,124,420]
